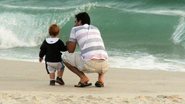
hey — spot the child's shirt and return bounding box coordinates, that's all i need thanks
[39,37,67,62]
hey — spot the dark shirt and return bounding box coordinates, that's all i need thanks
[39,38,67,62]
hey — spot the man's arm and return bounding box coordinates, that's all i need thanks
[66,41,76,53]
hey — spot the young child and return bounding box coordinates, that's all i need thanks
[39,24,67,86]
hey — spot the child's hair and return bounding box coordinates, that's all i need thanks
[49,24,60,37]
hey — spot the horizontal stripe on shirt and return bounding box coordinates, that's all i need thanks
[81,46,105,55]
[81,50,108,60]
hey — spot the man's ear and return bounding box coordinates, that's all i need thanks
[78,20,82,25]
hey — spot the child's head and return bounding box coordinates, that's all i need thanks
[49,24,60,37]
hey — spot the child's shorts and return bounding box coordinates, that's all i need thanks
[45,61,65,74]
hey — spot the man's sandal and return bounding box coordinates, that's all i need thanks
[74,82,92,87]
[95,81,104,87]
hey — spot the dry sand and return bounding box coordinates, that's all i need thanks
[1,59,185,104]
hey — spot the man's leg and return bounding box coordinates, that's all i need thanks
[64,62,89,83]
[96,60,108,87]
[98,73,104,83]
[94,73,105,87]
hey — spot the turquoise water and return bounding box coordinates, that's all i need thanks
[0,0,185,71]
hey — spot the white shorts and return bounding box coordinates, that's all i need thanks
[63,52,109,73]
[46,62,64,74]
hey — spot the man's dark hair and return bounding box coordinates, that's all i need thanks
[75,12,90,25]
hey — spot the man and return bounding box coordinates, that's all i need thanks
[63,12,109,87]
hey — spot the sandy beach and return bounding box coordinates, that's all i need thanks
[1,59,185,104]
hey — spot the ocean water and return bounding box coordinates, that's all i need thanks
[1,0,185,71]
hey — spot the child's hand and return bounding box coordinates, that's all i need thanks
[39,58,43,62]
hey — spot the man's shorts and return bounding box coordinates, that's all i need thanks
[63,52,109,73]
[45,61,65,74]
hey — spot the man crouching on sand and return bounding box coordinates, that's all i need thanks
[63,12,109,87]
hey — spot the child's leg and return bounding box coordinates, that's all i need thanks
[56,63,65,85]
[46,63,56,86]
[49,72,55,86]
[56,70,65,85]
[57,62,65,78]
[49,73,55,80]
[57,69,64,78]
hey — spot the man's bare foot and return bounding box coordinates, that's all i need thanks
[80,75,89,83]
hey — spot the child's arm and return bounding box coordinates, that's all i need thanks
[39,40,47,62]
[39,58,43,62]
[59,40,67,51]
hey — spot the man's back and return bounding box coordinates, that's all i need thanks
[69,24,108,60]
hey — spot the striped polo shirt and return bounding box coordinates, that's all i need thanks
[69,24,108,60]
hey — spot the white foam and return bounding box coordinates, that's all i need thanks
[108,51,185,72]
[128,9,185,16]
[0,13,42,49]
[0,12,72,49]
[99,2,185,17]
[0,27,21,48]
[171,17,185,45]
[0,2,99,49]
[0,2,97,11]
[0,49,185,72]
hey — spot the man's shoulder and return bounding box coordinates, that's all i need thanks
[72,25,85,31]
[89,25,98,30]
[72,24,99,32]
